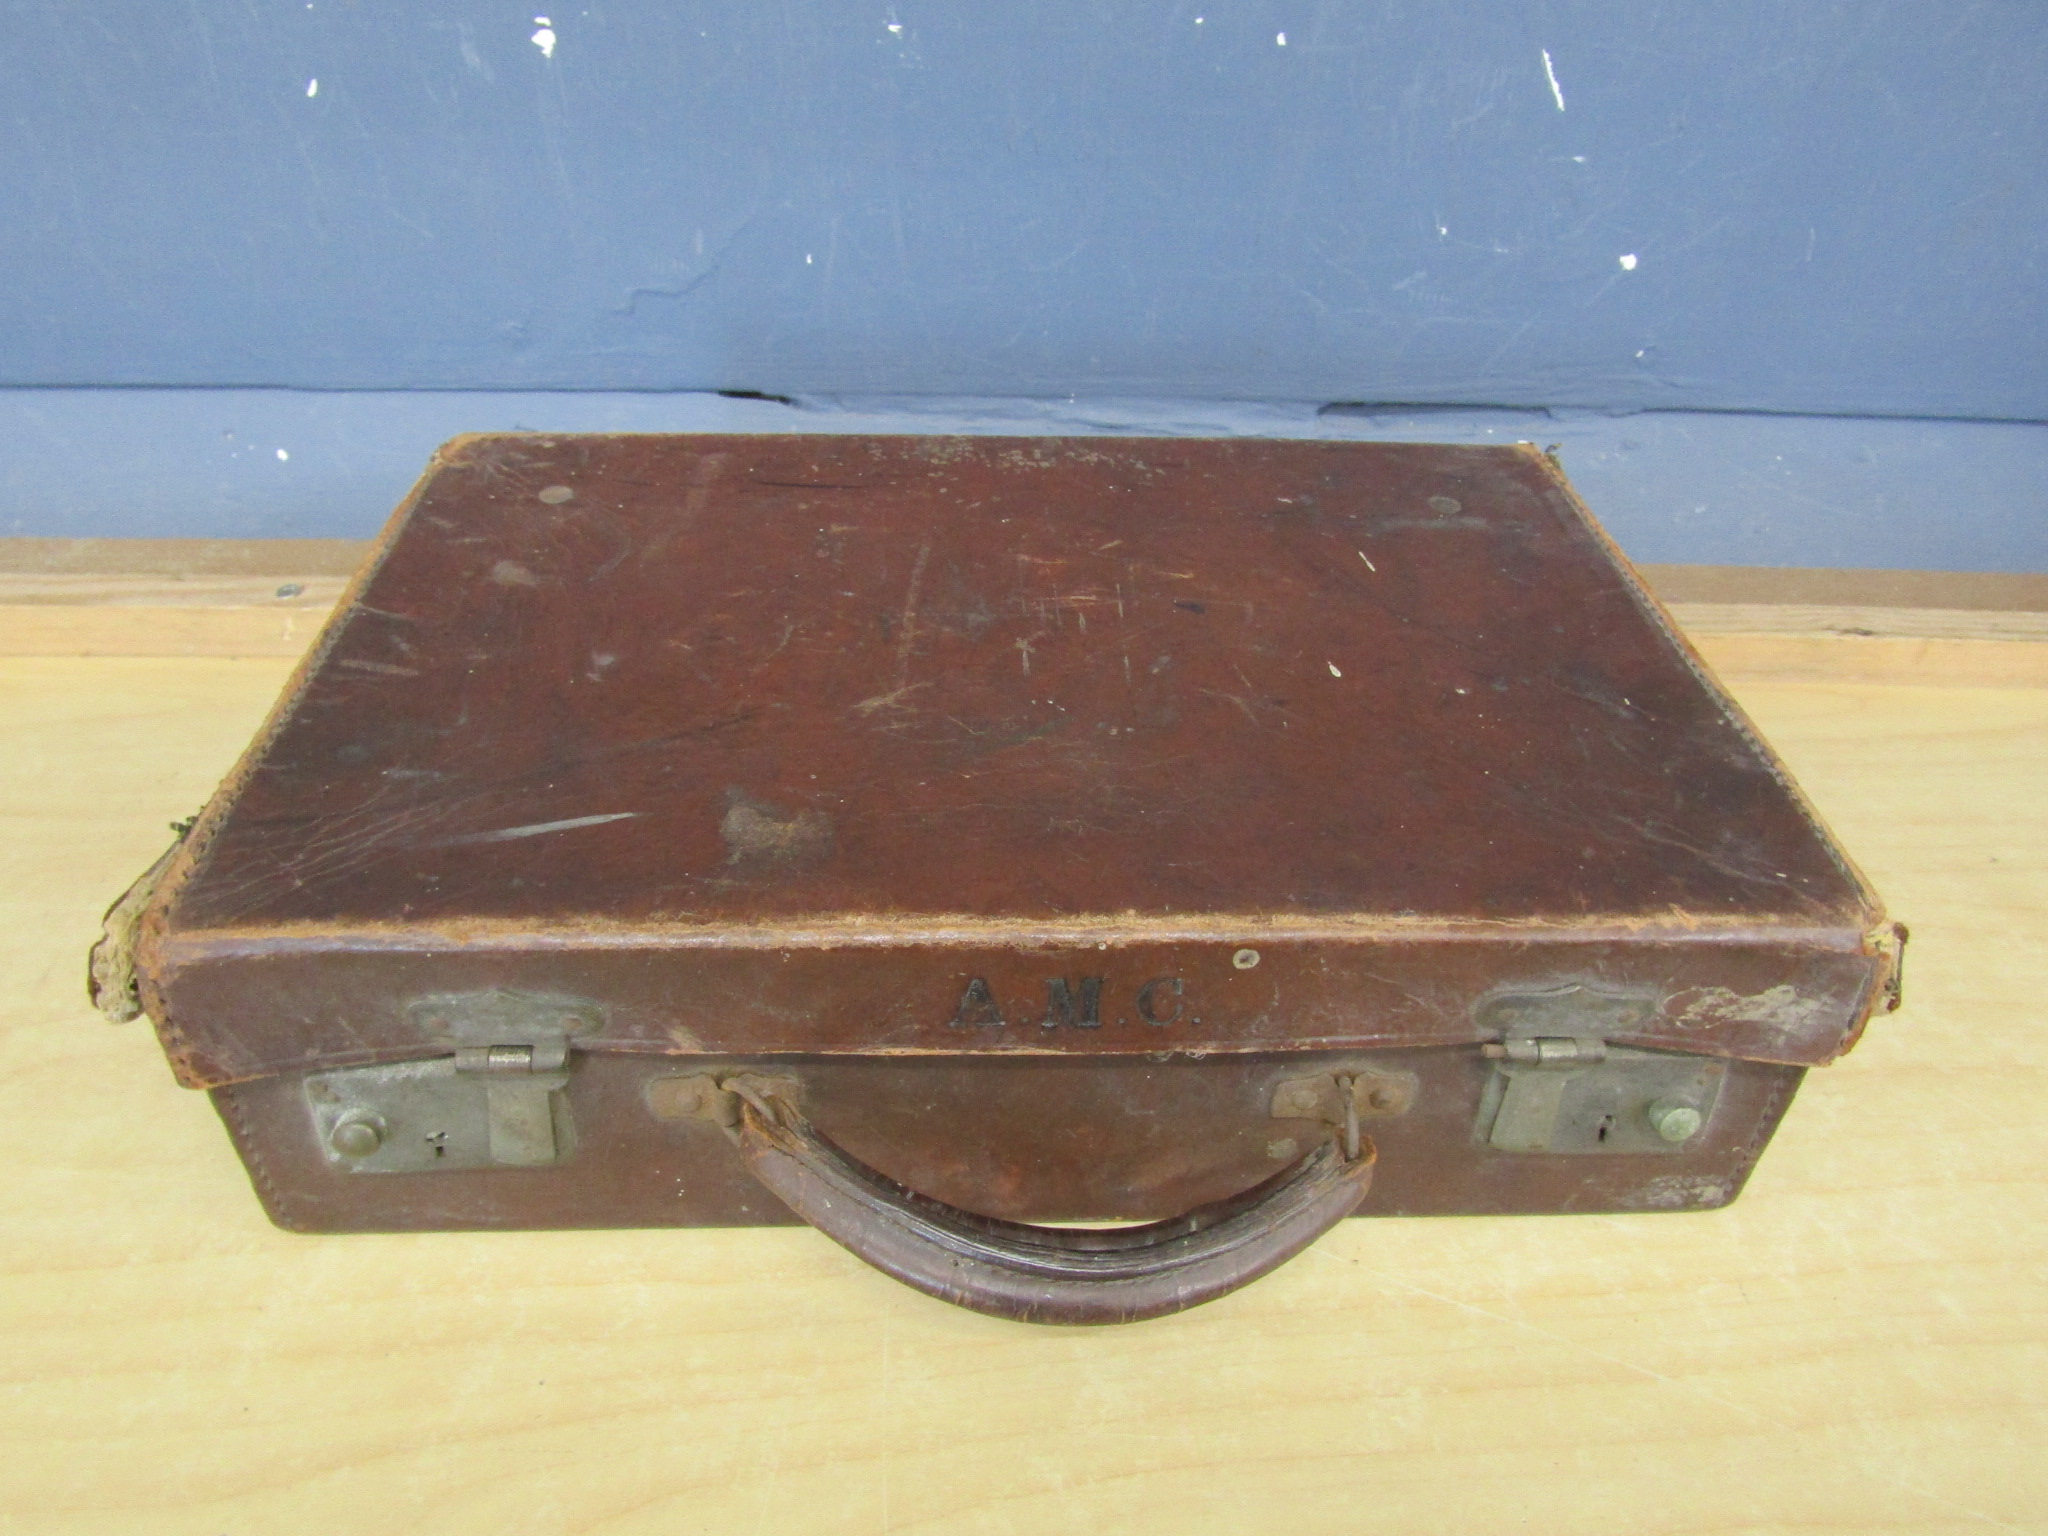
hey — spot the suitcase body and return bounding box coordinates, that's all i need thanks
[97,434,1902,1323]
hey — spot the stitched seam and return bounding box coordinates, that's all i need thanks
[213,1082,293,1221]
[1728,1064,1801,1175]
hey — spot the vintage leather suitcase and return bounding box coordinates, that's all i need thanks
[92,434,1904,1324]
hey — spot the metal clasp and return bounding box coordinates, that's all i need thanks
[304,991,595,1173]
[1473,983,1725,1155]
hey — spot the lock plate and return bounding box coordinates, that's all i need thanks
[1475,1047,1727,1154]
[1473,982,1724,1154]
[303,990,596,1173]
[306,1055,575,1172]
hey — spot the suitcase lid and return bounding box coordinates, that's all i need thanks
[138,435,1897,1086]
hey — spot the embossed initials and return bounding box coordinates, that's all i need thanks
[947,975,1182,1029]
[1041,977,1103,1030]
[950,977,1006,1028]
[1136,976,1184,1026]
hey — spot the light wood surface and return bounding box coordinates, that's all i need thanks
[2,635,2044,1531]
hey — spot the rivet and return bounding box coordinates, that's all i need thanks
[1232,948,1260,970]
[1647,1100,1703,1143]
[331,1118,383,1157]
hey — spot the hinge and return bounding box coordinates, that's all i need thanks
[1486,1036,1608,1068]
[1478,1036,1609,1152]
[1474,984,1725,1155]
[453,1038,572,1166]
[452,1040,570,1074]
[305,993,594,1173]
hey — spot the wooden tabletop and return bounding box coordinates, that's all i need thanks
[2,584,2043,1533]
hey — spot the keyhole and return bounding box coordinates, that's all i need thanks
[426,1131,449,1159]
[1595,1115,1614,1144]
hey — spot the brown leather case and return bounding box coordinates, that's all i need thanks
[92,434,1903,1325]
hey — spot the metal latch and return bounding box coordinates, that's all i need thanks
[304,991,594,1173]
[1474,984,1726,1155]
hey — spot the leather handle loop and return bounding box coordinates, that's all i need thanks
[726,1081,1373,1325]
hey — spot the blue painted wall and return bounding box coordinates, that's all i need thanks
[6,1,2044,414]
[1,3,2043,561]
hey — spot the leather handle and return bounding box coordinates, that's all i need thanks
[725,1080,1374,1325]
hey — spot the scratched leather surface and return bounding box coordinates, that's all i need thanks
[139,435,1891,1086]
[168,434,1870,924]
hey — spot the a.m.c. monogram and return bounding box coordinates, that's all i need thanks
[948,975,1186,1029]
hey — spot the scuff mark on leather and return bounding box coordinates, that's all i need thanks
[1667,984,1832,1038]
[1616,1174,1731,1210]
[722,791,835,871]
